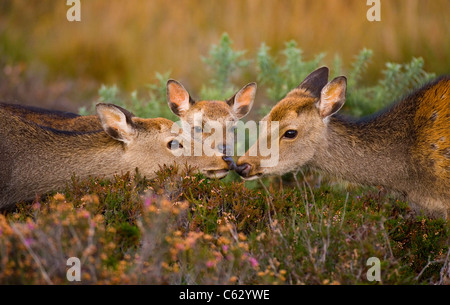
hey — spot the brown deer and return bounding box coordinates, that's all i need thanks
[236,67,450,218]
[0,102,101,132]
[0,103,230,209]
[166,80,256,158]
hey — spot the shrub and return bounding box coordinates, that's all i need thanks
[1,167,448,284]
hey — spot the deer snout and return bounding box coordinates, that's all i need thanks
[235,163,252,178]
[222,156,236,170]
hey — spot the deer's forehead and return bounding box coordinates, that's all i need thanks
[189,101,236,122]
[135,118,175,132]
[269,92,317,122]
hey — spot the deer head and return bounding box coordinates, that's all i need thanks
[235,67,347,179]
[166,80,256,158]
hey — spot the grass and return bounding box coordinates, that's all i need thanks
[1,166,448,284]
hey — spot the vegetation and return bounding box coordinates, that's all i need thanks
[1,167,448,284]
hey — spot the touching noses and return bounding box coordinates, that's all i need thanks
[234,163,251,177]
[219,144,243,172]
[219,144,252,177]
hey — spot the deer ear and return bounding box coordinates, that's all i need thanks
[297,66,329,98]
[96,103,136,144]
[167,80,194,117]
[226,82,257,119]
[317,76,347,119]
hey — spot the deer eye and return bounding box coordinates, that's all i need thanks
[167,139,183,150]
[283,130,298,139]
[194,126,202,133]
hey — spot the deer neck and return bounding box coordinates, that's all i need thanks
[16,129,135,195]
[311,113,411,189]
[52,131,133,178]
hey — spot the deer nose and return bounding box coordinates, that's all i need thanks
[235,163,251,177]
[222,156,236,170]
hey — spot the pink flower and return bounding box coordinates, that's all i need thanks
[144,198,152,207]
[24,238,34,247]
[249,257,259,268]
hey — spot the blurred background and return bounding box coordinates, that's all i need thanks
[0,0,449,113]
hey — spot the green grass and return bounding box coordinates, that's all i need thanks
[1,166,448,284]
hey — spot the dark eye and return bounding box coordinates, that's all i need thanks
[283,130,298,139]
[168,139,183,150]
[194,126,202,133]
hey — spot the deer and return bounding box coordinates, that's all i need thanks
[0,103,230,209]
[235,67,450,218]
[166,80,256,163]
[0,102,101,132]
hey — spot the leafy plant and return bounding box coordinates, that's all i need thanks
[256,40,325,114]
[345,55,435,117]
[200,33,251,100]
[79,71,177,120]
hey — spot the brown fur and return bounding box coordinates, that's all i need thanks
[0,103,102,132]
[0,104,229,209]
[237,67,450,218]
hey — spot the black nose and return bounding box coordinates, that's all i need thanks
[235,163,251,177]
[222,156,236,170]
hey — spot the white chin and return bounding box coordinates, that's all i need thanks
[204,169,229,179]
[241,174,262,181]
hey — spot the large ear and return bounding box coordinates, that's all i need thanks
[297,66,329,97]
[226,82,257,119]
[96,103,136,144]
[167,79,195,117]
[317,76,347,119]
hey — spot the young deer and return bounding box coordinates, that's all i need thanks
[0,103,230,209]
[236,67,450,218]
[0,102,101,132]
[166,80,256,158]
